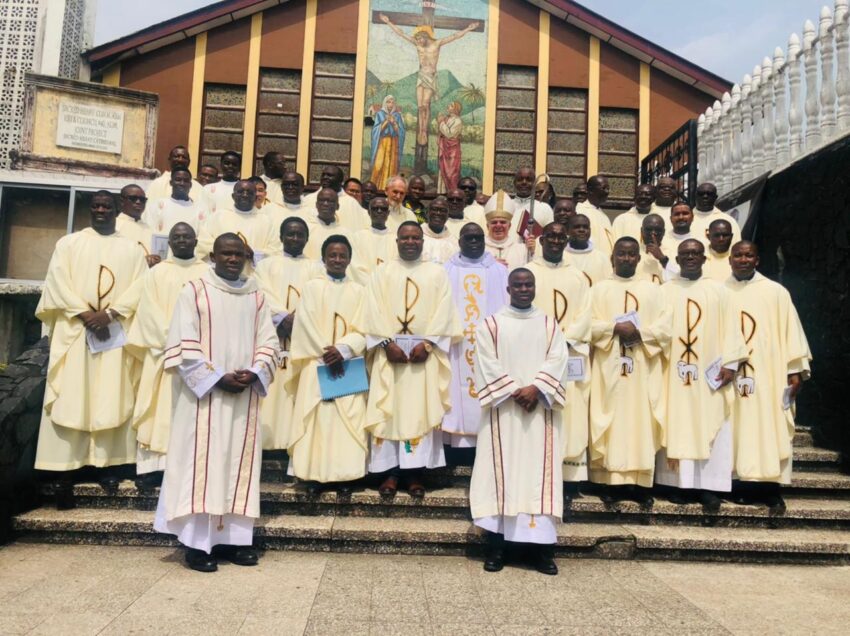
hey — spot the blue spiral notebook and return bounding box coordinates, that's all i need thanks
[317,356,369,401]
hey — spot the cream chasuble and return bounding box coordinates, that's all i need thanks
[125,257,209,473]
[565,243,612,287]
[363,258,461,468]
[655,277,748,492]
[197,208,281,272]
[350,227,396,280]
[576,201,614,255]
[612,208,671,241]
[660,232,705,279]
[143,197,209,235]
[253,252,322,449]
[35,228,147,470]
[470,305,568,543]
[725,273,812,483]
[115,214,154,260]
[691,207,742,244]
[203,180,237,213]
[422,226,458,264]
[303,189,369,232]
[588,276,670,487]
[146,171,205,204]
[260,175,284,205]
[384,203,418,232]
[443,253,509,448]
[634,246,666,285]
[526,257,592,480]
[155,270,279,551]
[303,217,354,263]
[261,199,315,236]
[287,276,368,482]
[484,235,528,272]
[703,248,732,282]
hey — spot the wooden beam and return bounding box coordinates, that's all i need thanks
[241,12,263,177]
[586,36,600,177]
[639,62,651,161]
[482,0,500,194]
[297,0,318,178]
[350,0,370,178]
[535,11,550,176]
[187,33,207,176]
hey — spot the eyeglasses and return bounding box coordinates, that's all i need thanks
[123,195,147,202]
[458,184,476,190]
[447,196,465,202]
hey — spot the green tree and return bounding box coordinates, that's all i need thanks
[458,83,485,123]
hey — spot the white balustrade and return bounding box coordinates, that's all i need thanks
[730,84,742,190]
[695,1,850,196]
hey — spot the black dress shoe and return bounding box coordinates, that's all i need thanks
[231,546,259,566]
[533,546,558,576]
[483,549,504,572]
[303,481,323,497]
[185,548,217,572]
[134,472,162,491]
[98,474,120,491]
[336,482,353,496]
[765,493,786,515]
[699,491,722,514]
[53,478,75,510]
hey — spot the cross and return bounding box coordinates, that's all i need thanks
[372,1,484,34]
[372,1,483,174]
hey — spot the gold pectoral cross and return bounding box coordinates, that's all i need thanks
[396,277,420,334]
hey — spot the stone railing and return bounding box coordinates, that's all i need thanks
[699,0,850,195]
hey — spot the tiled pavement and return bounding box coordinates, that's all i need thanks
[2,543,850,635]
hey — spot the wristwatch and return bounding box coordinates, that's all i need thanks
[105,308,117,322]
[378,338,392,349]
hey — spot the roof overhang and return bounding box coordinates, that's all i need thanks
[86,0,731,98]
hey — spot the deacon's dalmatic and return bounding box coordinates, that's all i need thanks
[155,265,279,552]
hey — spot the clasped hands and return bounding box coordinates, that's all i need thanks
[512,385,541,412]
[78,310,112,342]
[614,321,642,348]
[385,342,430,364]
[216,370,258,393]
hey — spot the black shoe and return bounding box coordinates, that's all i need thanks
[303,481,323,497]
[336,482,353,496]
[134,472,162,491]
[483,549,504,572]
[533,546,558,576]
[53,477,75,510]
[185,548,217,572]
[700,491,722,514]
[667,491,690,505]
[214,544,260,566]
[632,487,654,508]
[98,474,120,491]
[765,493,786,515]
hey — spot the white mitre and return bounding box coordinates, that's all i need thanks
[483,189,516,223]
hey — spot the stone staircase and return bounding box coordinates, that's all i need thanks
[12,426,850,564]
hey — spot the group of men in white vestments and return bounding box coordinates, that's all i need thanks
[32,147,812,574]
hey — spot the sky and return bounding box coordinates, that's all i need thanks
[95,0,830,86]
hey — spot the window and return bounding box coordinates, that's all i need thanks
[199,83,246,171]
[254,69,301,175]
[546,88,587,199]
[308,53,355,186]
[493,65,536,192]
[598,108,638,206]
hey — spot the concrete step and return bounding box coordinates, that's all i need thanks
[12,507,850,564]
[259,460,850,494]
[54,480,850,529]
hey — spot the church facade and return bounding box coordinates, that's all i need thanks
[86,0,729,207]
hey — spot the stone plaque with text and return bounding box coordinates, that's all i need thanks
[55,100,125,154]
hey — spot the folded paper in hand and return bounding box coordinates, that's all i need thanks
[317,356,368,401]
[86,321,126,354]
[704,356,723,391]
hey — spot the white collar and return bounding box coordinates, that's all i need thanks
[566,240,594,254]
